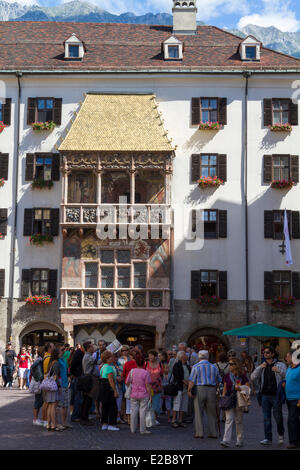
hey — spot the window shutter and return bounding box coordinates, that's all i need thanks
[0,208,8,236]
[3,98,11,126]
[263,99,273,126]
[25,153,35,181]
[218,210,227,238]
[191,98,200,125]
[50,209,60,236]
[218,154,227,182]
[191,154,200,182]
[53,98,62,125]
[0,269,4,297]
[264,211,274,239]
[191,270,200,299]
[218,98,227,125]
[289,99,298,126]
[27,98,36,125]
[292,212,300,239]
[219,271,227,299]
[263,155,272,183]
[51,154,60,181]
[48,269,58,297]
[264,272,273,299]
[0,153,9,180]
[290,155,299,183]
[23,209,33,236]
[21,269,31,297]
[292,272,300,300]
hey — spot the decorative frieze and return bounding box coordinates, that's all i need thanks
[66,208,80,222]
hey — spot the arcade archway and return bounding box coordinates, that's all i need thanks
[19,322,66,347]
[187,327,230,363]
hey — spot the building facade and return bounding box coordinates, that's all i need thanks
[1,1,300,357]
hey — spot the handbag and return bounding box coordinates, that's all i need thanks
[219,394,236,410]
[237,387,251,409]
[163,372,178,397]
[40,375,58,392]
[145,400,156,428]
[29,377,41,394]
[77,374,93,393]
[125,369,133,399]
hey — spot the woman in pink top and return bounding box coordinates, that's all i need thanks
[126,353,152,435]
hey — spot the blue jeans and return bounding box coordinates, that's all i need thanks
[152,393,161,415]
[71,377,83,420]
[2,365,14,387]
[261,394,284,441]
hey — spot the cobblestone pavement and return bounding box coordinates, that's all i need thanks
[0,387,290,451]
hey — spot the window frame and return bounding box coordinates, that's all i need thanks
[200,269,218,296]
[68,44,80,58]
[31,268,49,296]
[200,154,218,178]
[84,262,99,289]
[245,46,257,60]
[200,97,218,123]
[36,98,54,123]
[272,99,290,125]
[33,208,51,236]
[272,270,292,297]
[35,155,53,181]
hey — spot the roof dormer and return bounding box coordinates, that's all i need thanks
[163,36,183,60]
[240,35,261,61]
[64,33,85,60]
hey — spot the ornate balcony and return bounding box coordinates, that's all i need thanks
[60,288,170,310]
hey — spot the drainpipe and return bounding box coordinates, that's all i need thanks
[243,71,251,352]
[7,71,22,343]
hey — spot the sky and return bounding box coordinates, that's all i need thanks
[5,0,300,32]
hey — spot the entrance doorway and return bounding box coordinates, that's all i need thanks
[117,325,155,352]
[21,330,65,347]
[188,332,228,363]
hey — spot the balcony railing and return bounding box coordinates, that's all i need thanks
[61,204,172,227]
[60,288,170,310]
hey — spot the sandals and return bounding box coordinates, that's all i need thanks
[171,422,179,428]
[177,422,187,428]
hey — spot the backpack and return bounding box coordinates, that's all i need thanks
[31,358,44,383]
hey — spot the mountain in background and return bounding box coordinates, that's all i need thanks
[0,1,300,57]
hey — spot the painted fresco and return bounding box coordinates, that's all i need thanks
[62,235,81,288]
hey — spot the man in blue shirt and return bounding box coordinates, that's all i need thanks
[285,350,300,449]
[188,350,221,438]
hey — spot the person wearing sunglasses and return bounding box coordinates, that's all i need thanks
[220,358,249,447]
[251,346,286,446]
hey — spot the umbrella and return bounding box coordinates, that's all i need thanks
[223,322,296,338]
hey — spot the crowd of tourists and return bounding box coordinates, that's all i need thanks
[1,340,300,448]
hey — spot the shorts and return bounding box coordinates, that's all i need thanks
[34,392,43,410]
[173,390,189,413]
[58,387,70,408]
[18,368,28,379]
[161,395,172,411]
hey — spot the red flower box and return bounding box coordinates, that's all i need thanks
[0,121,6,133]
[0,178,5,188]
[25,295,52,305]
[271,180,295,189]
[197,295,221,306]
[269,124,292,132]
[199,121,222,130]
[269,296,296,307]
[198,176,224,188]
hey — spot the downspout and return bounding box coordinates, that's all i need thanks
[7,71,22,343]
[243,71,251,351]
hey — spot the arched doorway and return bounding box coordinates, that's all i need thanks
[19,322,66,347]
[188,328,229,363]
[117,325,155,352]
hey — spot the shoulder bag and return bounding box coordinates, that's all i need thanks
[125,369,133,399]
[40,367,58,392]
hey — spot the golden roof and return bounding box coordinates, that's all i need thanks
[58,93,174,152]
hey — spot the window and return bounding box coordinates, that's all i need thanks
[203,210,218,239]
[201,98,218,123]
[35,156,52,181]
[85,263,98,288]
[191,154,227,183]
[168,46,179,58]
[101,250,114,264]
[273,211,284,240]
[272,99,289,125]
[200,155,217,177]
[117,250,131,264]
[200,270,218,296]
[118,267,130,288]
[163,36,183,60]
[33,209,51,235]
[0,98,11,126]
[31,269,49,295]
[273,271,291,297]
[263,155,299,184]
[101,267,114,288]
[69,45,79,58]
[272,155,289,180]
[264,210,300,240]
[37,99,54,122]
[245,46,256,59]
[134,263,147,288]
[23,208,59,237]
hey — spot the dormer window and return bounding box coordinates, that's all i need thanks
[64,33,85,60]
[163,36,183,60]
[240,36,261,61]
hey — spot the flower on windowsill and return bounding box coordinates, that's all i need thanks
[269,123,292,132]
[0,233,4,240]
[29,233,54,246]
[32,121,56,132]
[271,179,295,189]
[199,121,222,130]
[25,295,52,305]
[269,295,296,307]
[196,295,221,306]
[197,176,224,188]
[0,121,5,133]
[31,180,54,190]
[0,178,5,187]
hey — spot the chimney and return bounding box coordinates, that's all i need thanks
[172,0,198,35]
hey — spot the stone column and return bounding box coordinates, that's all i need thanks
[130,170,135,205]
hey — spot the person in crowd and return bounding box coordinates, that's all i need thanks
[25,346,33,389]
[32,346,39,361]
[99,350,119,431]
[170,351,190,428]
[75,343,81,351]
[123,349,137,425]
[166,351,173,363]
[216,353,228,381]
[158,350,168,366]
[70,343,84,423]
[94,340,107,365]
[134,344,144,357]
[17,346,31,390]
[285,349,300,449]
[3,342,17,388]
[189,347,199,368]
[126,352,152,435]
[188,350,221,439]
[241,351,255,376]
[58,345,71,430]
[220,358,250,448]
[41,342,54,423]
[112,353,125,424]
[160,362,172,423]
[0,347,3,387]
[146,349,164,425]
[45,346,62,431]
[251,345,287,445]
[62,344,71,368]
[80,341,98,426]
[118,345,130,367]
[32,346,46,427]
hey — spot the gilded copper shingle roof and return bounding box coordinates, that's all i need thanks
[59,93,174,152]
[0,22,300,71]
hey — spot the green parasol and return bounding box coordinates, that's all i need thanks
[223,322,295,338]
